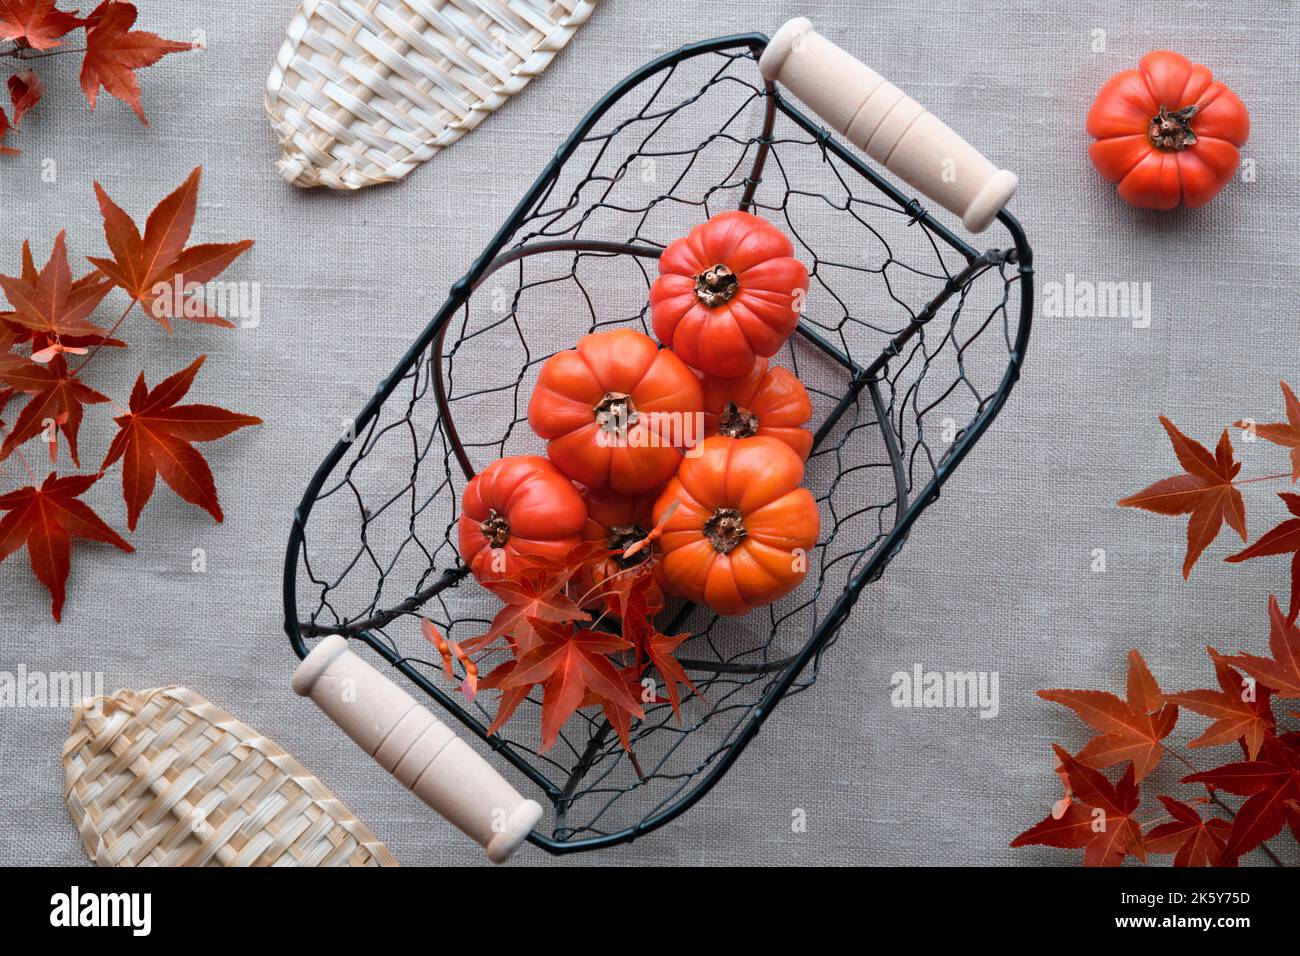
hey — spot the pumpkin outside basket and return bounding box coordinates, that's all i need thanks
[283,18,1034,856]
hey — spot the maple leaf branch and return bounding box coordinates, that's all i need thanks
[69,297,135,377]
[1138,812,1175,829]
[1233,472,1293,487]
[3,438,40,485]
[1157,741,1286,867]
[2,45,86,60]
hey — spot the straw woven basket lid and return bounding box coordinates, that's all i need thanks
[63,686,397,867]
[265,0,599,189]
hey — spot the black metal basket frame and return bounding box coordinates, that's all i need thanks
[283,31,1033,855]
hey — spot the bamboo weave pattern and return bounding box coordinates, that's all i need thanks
[266,0,598,189]
[63,686,398,867]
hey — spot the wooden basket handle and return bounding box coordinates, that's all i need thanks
[759,17,1017,233]
[293,635,543,863]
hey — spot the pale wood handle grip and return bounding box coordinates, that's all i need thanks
[759,17,1017,233]
[293,635,543,863]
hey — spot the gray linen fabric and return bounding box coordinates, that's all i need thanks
[2,0,1298,866]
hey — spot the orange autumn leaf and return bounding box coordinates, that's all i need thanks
[1226,494,1300,623]
[465,569,592,656]
[1144,796,1234,868]
[1,170,255,623]
[100,355,260,529]
[7,69,42,127]
[1011,746,1145,867]
[456,531,693,757]
[0,471,132,621]
[1237,380,1300,482]
[0,353,108,465]
[0,232,115,347]
[0,105,17,155]
[89,167,253,330]
[645,627,698,721]
[1217,595,1300,699]
[78,1,191,124]
[1119,416,1246,577]
[1009,800,1096,855]
[499,619,642,753]
[1182,735,1300,862]
[1037,649,1176,781]
[1164,648,1276,760]
[0,0,82,50]
[479,658,531,738]
[578,664,648,752]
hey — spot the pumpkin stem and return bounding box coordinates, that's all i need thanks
[480,509,510,548]
[1148,104,1199,152]
[608,523,650,568]
[718,401,760,438]
[693,264,739,307]
[704,507,746,554]
[593,391,639,432]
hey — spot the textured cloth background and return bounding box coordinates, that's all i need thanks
[2,0,1299,866]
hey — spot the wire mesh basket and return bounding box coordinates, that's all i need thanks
[283,28,1033,855]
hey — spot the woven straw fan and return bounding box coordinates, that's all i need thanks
[265,0,599,189]
[64,686,397,866]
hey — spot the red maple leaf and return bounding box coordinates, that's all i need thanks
[0,353,108,465]
[457,538,694,754]
[1183,735,1300,861]
[0,470,132,621]
[1119,417,1246,577]
[89,167,253,330]
[1037,650,1177,780]
[1008,799,1096,858]
[479,658,532,738]
[78,1,191,124]
[1011,746,1145,867]
[100,355,260,529]
[1226,495,1300,623]
[578,663,654,752]
[7,69,41,127]
[0,0,83,50]
[0,321,22,369]
[1238,380,1300,481]
[517,539,609,592]
[466,568,592,656]
[1144,796,1234,867]
[645,628,698,721]
[1217,595,1300,699]
[2,241,121,360]
[0,232,115,347]
[499,619,642,753]
[0,105,17,156]
[1165,649,1276,760]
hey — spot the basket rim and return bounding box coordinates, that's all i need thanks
[282,30,1034,855]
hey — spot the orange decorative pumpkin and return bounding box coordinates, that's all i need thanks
[652,435,819,616]
[700,357,814,460]
[649,210,809,378]
[578,486,669,616]
[527,328,703,496]
[1087,51,1249,210]
[458,455,586,583]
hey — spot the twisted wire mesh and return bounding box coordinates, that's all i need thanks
[289,43,1027,848]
